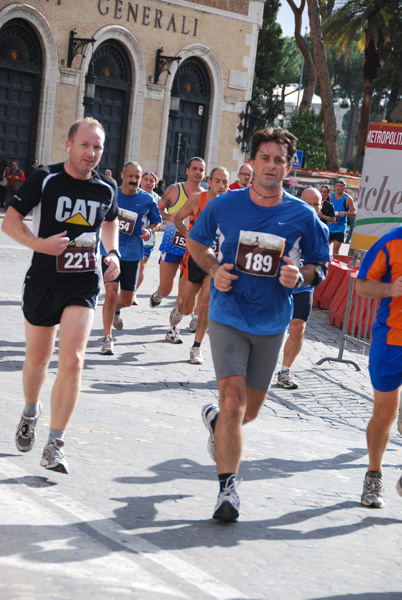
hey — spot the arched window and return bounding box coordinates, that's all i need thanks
[90,40,132,178]
[0,19,42,170]
[164,58,211,185]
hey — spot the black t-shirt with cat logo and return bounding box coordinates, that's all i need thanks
[10,162,118,289]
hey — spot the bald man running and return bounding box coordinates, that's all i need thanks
[277,187,329,389]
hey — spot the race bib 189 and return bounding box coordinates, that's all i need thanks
[235,231,285,277]
[57,246,96,273]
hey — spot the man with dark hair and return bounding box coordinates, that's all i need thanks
[187,128,330,521]
[135,171,162,301]
[327,179,355,254]
[2,117,120,474]
[100,161,162,355]
[149,156,206,344]
[168,166,230,364]
[356,229,402,508]
[229,163,253,190]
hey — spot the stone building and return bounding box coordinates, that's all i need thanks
[0,0,263,184]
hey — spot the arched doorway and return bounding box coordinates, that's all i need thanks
[0,19,42,172]
[89,40,131,181]
[164,58,210,185]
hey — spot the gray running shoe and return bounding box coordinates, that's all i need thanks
[189,317,198,333]
[277,370,298,389]
[40,439,69,474]
[398,405,402,436]
[213,477,241,522]
[169,305,184,327]
[113,312,123,330]
[361,471,384,508]
[397,475,402,498]
[149,290,163,308]
[165,326,183,344]
[190,346,204,364]
[201,403,219,463]
[101,336,114,355]
[15,402,43,453]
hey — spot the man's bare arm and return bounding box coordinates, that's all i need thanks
[158,183,178,223]
[186,237,238,292]
[346,195,356,217]
[2,206,70,255]
[319,211,336,224]
[173,192,201,238]
[101,219,120,282]
[356,277,402,299]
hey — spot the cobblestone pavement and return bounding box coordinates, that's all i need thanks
[1,220,402,600]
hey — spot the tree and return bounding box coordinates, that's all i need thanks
[323,0,397,173]
[275,37,303,106]
[371,11,402,121]
[327,41,364,166]
[285,0,317,112]
[288,108,326,169]
[251,0,284,131]
[306,0,340,171]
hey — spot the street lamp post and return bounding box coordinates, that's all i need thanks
[83,62,96,115]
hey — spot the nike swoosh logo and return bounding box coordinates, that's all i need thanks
[278,222,287,225]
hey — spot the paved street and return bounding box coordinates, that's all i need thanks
[0,220,401,600]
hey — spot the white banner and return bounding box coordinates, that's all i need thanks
[352,122,402,250]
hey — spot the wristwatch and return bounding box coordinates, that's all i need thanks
[294,272,305,289]
[107,249,121,259]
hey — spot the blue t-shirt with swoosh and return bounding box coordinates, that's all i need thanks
[189,188,330,335]
[100,187,162,261]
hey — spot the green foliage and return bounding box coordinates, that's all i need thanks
[251,0,283,129]
[327,40,364,102]
[287,108,326,170]
[372,11,402,119]
[322,0,394,60]
[275,37,303,88]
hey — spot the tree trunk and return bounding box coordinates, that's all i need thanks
[343,95,360,166]
[306,0,339,171]
[286,0,317,113]
[353,29,380,173]
[353,79,372,173]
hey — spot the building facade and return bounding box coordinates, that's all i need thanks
[0,0,263,184]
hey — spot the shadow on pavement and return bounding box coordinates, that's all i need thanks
[311,594,402,600]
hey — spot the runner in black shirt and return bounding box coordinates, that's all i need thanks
[2,117,120,474]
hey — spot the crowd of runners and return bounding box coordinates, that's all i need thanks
[3,117,402,522]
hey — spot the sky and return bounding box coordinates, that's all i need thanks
[276,1,310,38]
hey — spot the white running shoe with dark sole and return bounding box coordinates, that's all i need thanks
[165,326,183,344]
[15,402,43,453]
[40,439,69,474]
[201,404,219,463]
[213,477,241,522]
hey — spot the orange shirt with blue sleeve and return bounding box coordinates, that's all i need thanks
[357,228,402,346]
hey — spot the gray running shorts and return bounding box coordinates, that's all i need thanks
[208,320,286,392]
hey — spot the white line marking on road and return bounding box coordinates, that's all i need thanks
[0,460,247,600]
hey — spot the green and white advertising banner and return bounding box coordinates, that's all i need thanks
[352,122,402,250]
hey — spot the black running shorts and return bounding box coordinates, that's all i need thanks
[292,290,313,323]
[102,258,139,292]
[22,281,99,327]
